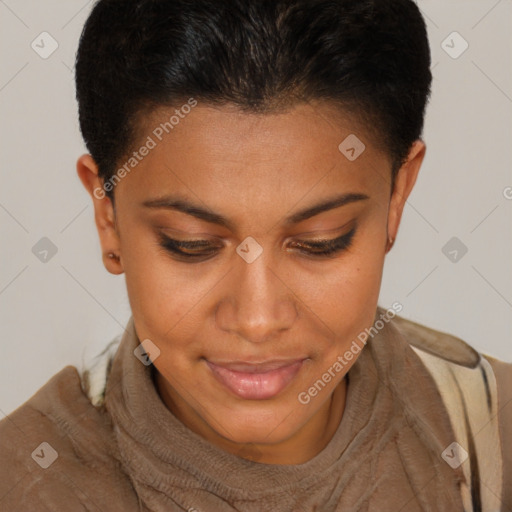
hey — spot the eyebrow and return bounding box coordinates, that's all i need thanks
[142,192,370,231]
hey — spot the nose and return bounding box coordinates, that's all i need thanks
[215,248,298,344]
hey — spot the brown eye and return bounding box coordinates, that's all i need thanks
[159,235,221,259]
[158,226,357,263]
[289,227,356,257]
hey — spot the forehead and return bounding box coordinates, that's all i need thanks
[139,100,379,159]
[115,101,391,226]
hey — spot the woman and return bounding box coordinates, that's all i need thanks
[0,0,510,510]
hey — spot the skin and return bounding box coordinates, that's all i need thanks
[77,101,425,465]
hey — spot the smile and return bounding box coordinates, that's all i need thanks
[206,359,306,400]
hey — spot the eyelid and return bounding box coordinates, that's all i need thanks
[294,233,352,246]
[158,218,354,240]
[158,235,222,250]
[288,219,355,240]
[158,227,222,241]
[290,226,356,248]
[157,221,357,260]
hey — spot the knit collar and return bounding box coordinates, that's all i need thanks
[104,308,465,510]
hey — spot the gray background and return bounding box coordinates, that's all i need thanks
[1,0,511,417]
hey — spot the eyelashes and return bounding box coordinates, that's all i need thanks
[159,237,221,259]
[158,226,357,262]
[287,226,356,256]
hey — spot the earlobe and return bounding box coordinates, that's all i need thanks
[76,154,124,275]
[102,251,124,275]
[386,140,426,251]
[385,235,395,253]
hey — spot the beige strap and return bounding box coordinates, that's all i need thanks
[81,336,122,407]
[412,346,503,511]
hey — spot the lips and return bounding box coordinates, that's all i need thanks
[206,359,305,400]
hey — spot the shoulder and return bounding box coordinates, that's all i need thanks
[484,354,512,511]
[389,310,480,367]
[0,364,138,511]
[390,311,512,415]
[388,309,512,510]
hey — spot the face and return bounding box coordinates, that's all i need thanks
[78,100,424,456]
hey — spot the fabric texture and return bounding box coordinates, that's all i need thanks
[0,309,509,511]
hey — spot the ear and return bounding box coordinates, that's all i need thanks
[386,140,426,252]
[76,154,124,275]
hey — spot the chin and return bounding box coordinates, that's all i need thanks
[205,399,306,445]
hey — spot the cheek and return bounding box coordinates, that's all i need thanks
[121,230,207,345]
[122,214,386,353]
[317,237,385,351]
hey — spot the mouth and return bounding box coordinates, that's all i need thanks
[206,358,306,400]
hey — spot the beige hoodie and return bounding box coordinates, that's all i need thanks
[0,308,510,511]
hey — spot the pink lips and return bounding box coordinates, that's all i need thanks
[206,359,305,400]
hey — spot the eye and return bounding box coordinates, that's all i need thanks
[158,235,222,260]
[288,226,357,258]
[158,226,357,262]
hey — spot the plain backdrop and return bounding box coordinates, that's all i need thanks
[1,0,511,417]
